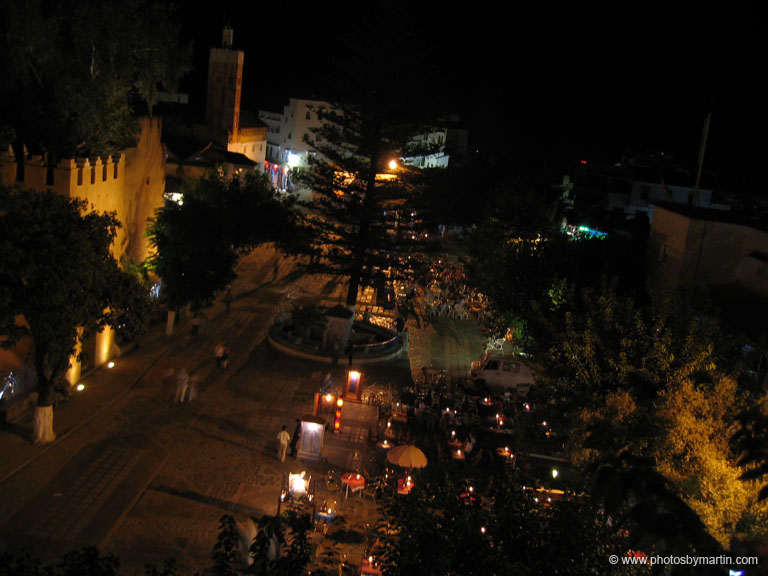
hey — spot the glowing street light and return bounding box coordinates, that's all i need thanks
[287,151,302,168]
[334,398,344,432]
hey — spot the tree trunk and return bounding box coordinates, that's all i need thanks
[32,354,57,444]
[345,146,381,315]
[166,309,175,335]
[345,277,359,316]
[32,404,56,444]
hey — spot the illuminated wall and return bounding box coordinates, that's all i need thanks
[228,125,267,168]
[0,117,166,379]
[647,205,768,297]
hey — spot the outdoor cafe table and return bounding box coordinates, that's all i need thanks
[376,439,394,451]
[496,446,515,463]
[391,410,407,424]
[316,509,337,525]
[341,472,366,498]
[397,478,414,495]
[451,449,466,462]
[361,556,383,575]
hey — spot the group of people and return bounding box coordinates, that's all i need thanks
[394,260,486,327]
[173,368,199,403]
[170,342,230,405]
[277,419,302,462]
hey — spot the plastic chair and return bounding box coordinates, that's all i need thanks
[326,470,341,493]
[362,479,380,504]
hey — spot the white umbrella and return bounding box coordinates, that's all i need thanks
[386,444,428,469]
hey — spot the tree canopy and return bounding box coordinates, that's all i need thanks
[146,170,296,313]
[0,0,190,162]
[376,470,635,576]
[287,2,447,310]
[463,170,768,552]
[0,186,136,439]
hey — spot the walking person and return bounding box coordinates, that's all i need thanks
[215,342,229,369]
[321,372,334,395]
[290,418,301,458]
[174,368,189,404]
[277,425,291,462]
[187,372,199,402]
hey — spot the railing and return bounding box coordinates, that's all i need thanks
[350,334,399,357]
[269,323,400,359]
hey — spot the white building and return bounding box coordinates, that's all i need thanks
[259,97,329,200]
[259,97,454,201]
[402,128,450,169]
[560,154,730,224]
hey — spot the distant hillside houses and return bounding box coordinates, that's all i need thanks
[557,151,731,224]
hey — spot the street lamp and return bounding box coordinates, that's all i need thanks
[334,398,344,432]
[344,369,363,402]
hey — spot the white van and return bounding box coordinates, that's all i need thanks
[469,351,534,392]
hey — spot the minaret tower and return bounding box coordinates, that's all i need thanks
[206,25,244,145]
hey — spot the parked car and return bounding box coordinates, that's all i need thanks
[469,351,534,393]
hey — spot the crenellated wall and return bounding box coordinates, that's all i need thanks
[0,118,164,264]
[0,117,166,381]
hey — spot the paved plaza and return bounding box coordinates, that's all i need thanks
[0,246,486,574]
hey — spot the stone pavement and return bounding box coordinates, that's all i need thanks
[0,246,486,574]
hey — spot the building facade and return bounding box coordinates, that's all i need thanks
[259,98,456,200]
[560,153,728,223]
[647,204,768,298]
[259,97,329,199]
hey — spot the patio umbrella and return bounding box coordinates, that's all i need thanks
[387,444,428,469]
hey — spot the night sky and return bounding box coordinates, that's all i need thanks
[180,1,758,185]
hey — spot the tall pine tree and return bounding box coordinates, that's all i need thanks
[290,2,447,312]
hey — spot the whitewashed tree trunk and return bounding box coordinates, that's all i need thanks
[32,405,56,444]
[236,516,257,566]
[267,535,280,562]
[166,309,175,336]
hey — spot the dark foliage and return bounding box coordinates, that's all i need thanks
[211,515,240,576]
[0,187,130,406]
[286,1,447,310]
[146,170,296,312]
[0,0,190,161]
[731,405,768,501]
